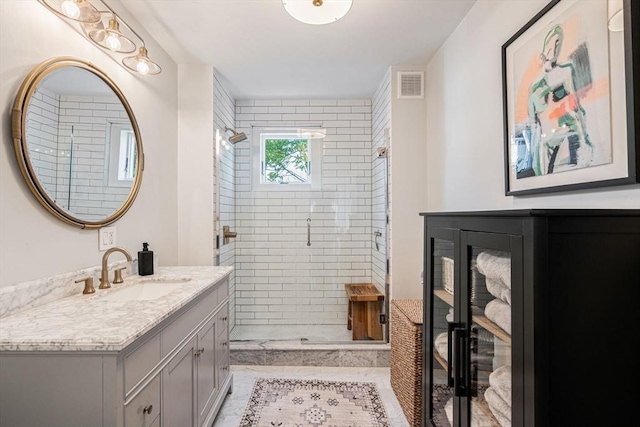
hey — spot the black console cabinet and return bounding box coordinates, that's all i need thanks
[420,210,639,427]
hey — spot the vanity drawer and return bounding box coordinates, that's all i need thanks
[218,278,229,300]
[124,333,161,394]
[162,286,218,356]
[125,374,160,427]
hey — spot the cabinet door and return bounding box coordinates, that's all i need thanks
[460,231,521,427]
[425,225,522,427]
[196,316,217,426]
[163,337,196,427]
[424,227,459,427]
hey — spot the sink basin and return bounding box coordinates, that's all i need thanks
[99,277,192,301]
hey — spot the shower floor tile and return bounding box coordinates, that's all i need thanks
[212,365,410,427]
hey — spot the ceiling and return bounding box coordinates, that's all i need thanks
[120,0,476,99]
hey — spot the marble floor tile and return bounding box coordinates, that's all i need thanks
[212,365,410,427]
[230,324,355,342]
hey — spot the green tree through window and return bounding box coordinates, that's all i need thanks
[263,138,310,183]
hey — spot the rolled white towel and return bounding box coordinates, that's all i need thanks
[446,307,454,322]
[476,251,511,289]
[486,278,511,305]
[489,365,512,406]
[435,331,448,361]
[485,299,511,335]
[484,387,511,427]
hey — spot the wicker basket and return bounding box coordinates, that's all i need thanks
[441,256,478,303]
[390,299,423,427]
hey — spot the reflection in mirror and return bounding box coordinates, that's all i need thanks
[25,66,136,222]
[13,58,143,229]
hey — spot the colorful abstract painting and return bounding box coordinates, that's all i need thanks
[498,0,640,196]
[510,0,612,180]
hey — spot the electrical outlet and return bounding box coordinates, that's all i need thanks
[99,226,116,251]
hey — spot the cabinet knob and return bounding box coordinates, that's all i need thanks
[222,366,228,371]
[221,341,227,347]
[199,347,205,354]
[143,405,153,415]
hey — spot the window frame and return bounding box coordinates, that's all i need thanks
[251,127,323,191]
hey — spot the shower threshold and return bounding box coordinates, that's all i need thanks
[229,325,390,367]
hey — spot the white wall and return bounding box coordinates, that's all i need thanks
[177,65,214,266]
[426,0,640,211]
[0,0,179,287]
[390,65,429,300]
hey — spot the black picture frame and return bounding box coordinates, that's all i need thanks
[502,0,639,196]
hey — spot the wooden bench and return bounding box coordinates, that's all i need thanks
[345,283,384,340]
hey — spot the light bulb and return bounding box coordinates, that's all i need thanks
[61,0,80,19]
[136,60,150,75]
[105,32,121,51]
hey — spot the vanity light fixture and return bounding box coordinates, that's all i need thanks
[38,0,162,75]
[87,16,136,53]
[40,0,101,24]
[123,47,162,75]
[282,0,353,25]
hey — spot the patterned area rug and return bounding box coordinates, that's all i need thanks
[239,377,390,427]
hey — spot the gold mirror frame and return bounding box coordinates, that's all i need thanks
[11,57,144,229]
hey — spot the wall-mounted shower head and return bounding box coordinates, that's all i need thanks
[224,126,247,144]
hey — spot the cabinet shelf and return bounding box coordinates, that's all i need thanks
[433,350,448,371]
[434,290,511,345]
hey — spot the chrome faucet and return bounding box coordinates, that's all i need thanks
[100,247,132,289]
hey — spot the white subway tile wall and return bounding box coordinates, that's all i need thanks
[25,88,130,221]
[214,71,237,330]
[232,99,374,326]
[371,69,392,293]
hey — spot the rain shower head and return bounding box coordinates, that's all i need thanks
[224,126,247,144]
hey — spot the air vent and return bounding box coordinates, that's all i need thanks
[397,71,424,99]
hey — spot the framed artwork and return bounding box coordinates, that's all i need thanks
[502,0,639,196]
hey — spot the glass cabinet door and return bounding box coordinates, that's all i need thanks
[462,232,516,427]
[427,233,457,427]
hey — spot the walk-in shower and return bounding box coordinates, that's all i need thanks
[215,99,389,346]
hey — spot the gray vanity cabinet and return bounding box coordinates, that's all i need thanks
[0,277,232,427]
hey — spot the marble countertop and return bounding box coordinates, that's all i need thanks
[0,266,233,352]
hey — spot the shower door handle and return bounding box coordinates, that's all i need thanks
[223,226,237,245]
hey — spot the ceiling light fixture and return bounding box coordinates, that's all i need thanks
[38,0,162,75]
[282,0,353,25]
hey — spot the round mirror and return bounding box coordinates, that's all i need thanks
[12,57,144,229]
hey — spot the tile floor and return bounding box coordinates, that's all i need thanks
[212,365,410,427]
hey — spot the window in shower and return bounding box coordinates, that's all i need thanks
[261,135,310,184]
[252,127,323,190]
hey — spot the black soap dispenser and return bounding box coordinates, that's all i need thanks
[138,242,154,276]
